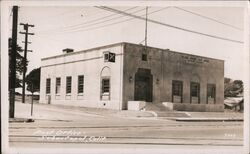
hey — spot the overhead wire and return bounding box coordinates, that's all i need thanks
[39,7,170,35]
[96,6,243,44]
[38,7,138,34]
[69,7,169,33]
[174,7,243,31]
[61,7,138,29]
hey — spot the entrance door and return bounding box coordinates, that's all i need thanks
[134,68,153,102]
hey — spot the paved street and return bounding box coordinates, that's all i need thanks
[9,101,243,153]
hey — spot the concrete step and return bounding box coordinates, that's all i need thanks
[144,103,190,118]
[145,103,170,111]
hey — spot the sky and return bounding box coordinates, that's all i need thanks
[8,5,245,80]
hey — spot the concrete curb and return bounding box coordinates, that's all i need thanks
[175,118,243,122]
[113,110,157,118]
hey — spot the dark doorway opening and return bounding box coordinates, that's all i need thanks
[134,68,153,102]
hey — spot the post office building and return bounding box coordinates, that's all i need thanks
[40,42,224,112]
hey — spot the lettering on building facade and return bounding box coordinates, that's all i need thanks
[181,55,209,64]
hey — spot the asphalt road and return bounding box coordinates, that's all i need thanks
[8,101,244,153]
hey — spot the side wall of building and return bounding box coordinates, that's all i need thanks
[40,45,124,110]
[123,43,224,111]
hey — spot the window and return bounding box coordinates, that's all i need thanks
[46,78,51,94]
[207,84,216,103]
[101,78,110,100]
[172,80,183,103]
[191,82,200,97]
[102,78,110,93]
[78,75,84,94]
[100,67,111,100]
[142,53,147,61]
[66,76,72,94]
[55,78,61,94]
[172,80,183,96]
[190,82,200,103]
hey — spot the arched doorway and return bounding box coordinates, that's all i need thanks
[134,68,153,102]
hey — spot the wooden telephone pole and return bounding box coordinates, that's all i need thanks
[9,6,19,118]
[19,23,34,103]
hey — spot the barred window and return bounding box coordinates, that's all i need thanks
[191,82,200,97]
[66,76,72,94]
[207,84,216,99]
[46,78,51,94]
[78,75,84,94]
[55,78,61,94]
[172,80,183,96]
[172,80,183,103]
[102,78,110,93]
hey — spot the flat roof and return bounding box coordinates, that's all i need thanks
[41,42,224,62]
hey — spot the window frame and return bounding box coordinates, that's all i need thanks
[102,78,110,93]
[100,77,110,100]
[55,77,61,95]
[78,75,84,94]
[46,78,51,94]
[190,82,200,103]
[172,80,183,103]
[66,76,72,95]
[207,84,216,104]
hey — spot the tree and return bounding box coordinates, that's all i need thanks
[224,77,243,97]
[26,67,41,93]
[8,38,28,89]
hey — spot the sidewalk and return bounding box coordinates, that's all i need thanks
[174,111,243,122]
[11,101,244,122]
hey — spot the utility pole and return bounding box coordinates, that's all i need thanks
[19,23,34,103]
[9,6,19,118]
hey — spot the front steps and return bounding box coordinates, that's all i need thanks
[145,103,190,118]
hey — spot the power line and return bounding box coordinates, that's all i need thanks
[38,7,138,33]
[63,7,138,29]
[62,9,145,30]
[51,7,143,33]
[39,7,169,35]
[174,7,243,31]
[97,6,243,44]
[73,7,168,33]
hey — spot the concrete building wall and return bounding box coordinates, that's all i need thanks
[40,44,124,110]
[40,42,224,112]
[122,43,224,111]
[122,44,163,109]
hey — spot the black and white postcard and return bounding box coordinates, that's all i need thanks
[1,1,249,154]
